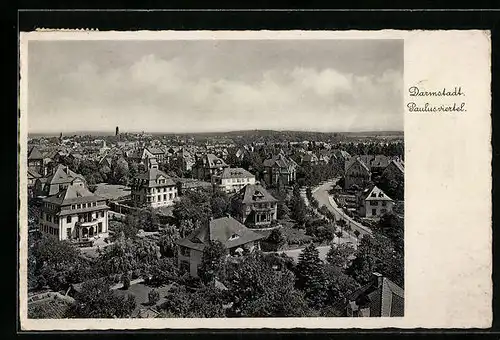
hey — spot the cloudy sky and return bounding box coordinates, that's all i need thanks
[27,39,403,134]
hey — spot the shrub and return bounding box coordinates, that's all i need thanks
[353,230,360,238]
[148,288,160,305]
[122,272,131,290]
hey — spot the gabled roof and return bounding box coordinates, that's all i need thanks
[28,146,44,160]
[43,183,105,206]
[348,274,404,317]
[176,216,265,251]
[221,167,255,180]
[146,147,165,155]
[263,153,298,169]
[205,154,228,168]
[136,167,176,187]
[346,157,371,173]
[370,155,391,168]
[44,164,86,186]
[28,167,42,179]
[234,183,278,205]
[387,159,405,174]
[362,185,393,201]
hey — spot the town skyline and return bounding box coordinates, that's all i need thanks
[27,39,403,134]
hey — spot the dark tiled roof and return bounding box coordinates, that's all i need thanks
[136,167,176,187]
[348,275,404,317]
[263,153,298,169]
[176,216,265,251]
[43,183,106,206]
[234,183,277,205]
[146,147,165,155]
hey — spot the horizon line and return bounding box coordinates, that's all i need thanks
[28,128,405,135]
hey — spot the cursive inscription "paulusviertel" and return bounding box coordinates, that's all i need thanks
[407,86,466,113]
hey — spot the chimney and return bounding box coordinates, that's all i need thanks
[372,272,383,288]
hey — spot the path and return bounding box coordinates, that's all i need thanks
[312,180,373,238]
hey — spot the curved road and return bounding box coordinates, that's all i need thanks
[312,180,373,238]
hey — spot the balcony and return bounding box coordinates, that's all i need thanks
[75,219,99,227]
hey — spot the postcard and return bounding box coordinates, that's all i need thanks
[18,29,491,330]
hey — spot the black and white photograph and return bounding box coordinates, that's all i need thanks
[23,35,405,320]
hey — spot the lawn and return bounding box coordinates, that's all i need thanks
[113,282,174,317]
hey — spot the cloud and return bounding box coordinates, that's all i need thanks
[28,51,403,133]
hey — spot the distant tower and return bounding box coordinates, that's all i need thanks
[115,126,120,136]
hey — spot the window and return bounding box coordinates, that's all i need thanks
[381,209,387,214]
[382,201,387,207]
[371,209,377,216]
[158,195,162,201]
[169,193,173,200]
[180,247,190,257]
[66,228,72,239]
[101,211,105,218]
[77,204,81,209]
[71,205,76,210]
[164,194,167,200]
[66,215,71,223]
[98,222,102,233]
[180,260,190,273]
[378,192,384,197]
[371,193,376,197]
[93,202,97,207]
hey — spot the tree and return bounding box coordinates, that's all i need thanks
[378,212,404,253]
[347,233,403,287]
[138,208,160,232]
[148,288,160,306]
[295,243,328,307]
[68,278,136,318]
[158,225,180,257]
[326,243,355,269]
[290,193,308,225]
[30,235,85,291]
[111,158,129,185]
[149,258,179,287]
[210,190,231,218]
[198,240,228,284]
[277,200,290,220]
[225,252,311,317]
[122,272,131,290]
[99,234,138,276]
[267,228,286,251]
[323,264,360,309]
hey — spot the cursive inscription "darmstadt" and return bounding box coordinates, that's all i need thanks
[409,86,464,97]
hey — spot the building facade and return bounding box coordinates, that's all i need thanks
[344,157,372,190]
[231,183,278,227]
[175,216,265,278]
[262,153,298,188]
[358,185,394,218]
[39,182,109,241]
[192,153,229,182]
[131,159,178,208]
[215,167,256,193]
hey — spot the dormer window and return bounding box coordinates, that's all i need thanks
[229,234,240,241]
[378,192,384,197]
[371,193,376,197]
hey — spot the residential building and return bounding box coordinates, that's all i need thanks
[344,157,372,190]
[142,146,166,164]
[215,167,256,193]
[262,152,298,188]
[358,185,394,218]
[28,146,44,175]
[346,272,404,317]
[192,153,229,182]
[27,168,42,198]
[131,158,178,208]
[382,159,405,178]
[231,183,278,227]
[39,182,109,241]
[175,216,265,277]
[33,165,87,198]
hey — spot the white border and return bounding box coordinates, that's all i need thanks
[19,30,492,330]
